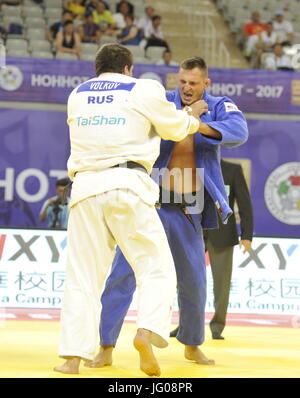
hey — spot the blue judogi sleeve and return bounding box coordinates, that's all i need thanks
[200,96,248,148]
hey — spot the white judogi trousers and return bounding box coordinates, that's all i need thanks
[59,189,177,360]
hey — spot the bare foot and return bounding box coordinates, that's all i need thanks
[84,345,114,368]
[133,328,161,377]
[54,357,81,374]
[184,346,215,365]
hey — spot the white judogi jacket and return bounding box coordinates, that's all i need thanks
[67,72,199,208]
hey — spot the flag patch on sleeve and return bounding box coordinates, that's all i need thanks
[224,102,240,112]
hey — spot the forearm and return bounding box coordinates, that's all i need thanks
[39,205,49,222]
[46,30,53,42]
[198,121,222,139]
[39,212,46,222]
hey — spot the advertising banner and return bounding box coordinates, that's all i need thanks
[222,119,300,237]
[0,107,69,228]
[0,228,67,309]
[1,56,300,114]
[0,229,299,318]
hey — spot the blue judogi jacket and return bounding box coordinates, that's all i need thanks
[153,88,249,230]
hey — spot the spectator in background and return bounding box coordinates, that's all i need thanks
[92,0,116,35]
[55,20,81,59]
[143,15,170,52]
[116,0,134,14]
[243,11,266,58]
[253,22,279,68]
[137,6,155,34]
[263,42,294,70]
[39,178,70,229]
[83,0,109,12]
[65,0,86,20]
[118,14,141,46]
[273,10,293,46]
[113,1,131,30]
[46,10,73,44]
[156,49,179,66]
[78,11,101,43]
[255,21,278,53]
[84,0,100,14]
[243,11,266,37]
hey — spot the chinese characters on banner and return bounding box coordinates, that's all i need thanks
[206,237,300,315]
[0,229,67,308]
[0,229,299,316]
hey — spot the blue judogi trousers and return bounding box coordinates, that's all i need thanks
[100,203,206,346]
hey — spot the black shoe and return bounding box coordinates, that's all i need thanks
[170,326,179,337]
[212,333,225,340]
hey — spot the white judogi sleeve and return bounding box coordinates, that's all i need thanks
[131,79,199,141]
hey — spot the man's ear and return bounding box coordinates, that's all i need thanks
[124,65,133,76]
[205,78,211,89]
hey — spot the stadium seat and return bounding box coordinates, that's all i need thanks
[292,12,300,25]
[108,0,118,8]
[2,6,22,17]
[230,15,249,33]
[26,28,46,41]
[29,40,51,52]
[6,38,28,51]
[286,1,300,13]
[259,10,273,22]
[44,8,62,20]
[132,4,145,18]
[216,0,225,11]
[223,0,244,22]
[126,45,144,58]
[80,43,99,54]
[56,52,78,60]
[80,53,96,61]
[294,32,300,43]
[2,16,24,32]
[44,0,63,9]
[7,48,30,57]
[245,0,264,12]
[229,9,250,32]
[99,35,118,45]
[266,0,287,13]
[146,46,165,61]
[278,0,291,11]
[31,50,54,59]
[24,17,46,29]
[23,0,39,5]
[22,7,44,18]
[134,56,153,64]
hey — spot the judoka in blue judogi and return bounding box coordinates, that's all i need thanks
[88,58,248,367]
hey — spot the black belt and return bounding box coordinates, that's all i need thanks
[158,187,198,226]
[112,161,147,174]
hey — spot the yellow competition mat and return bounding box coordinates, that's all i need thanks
[0,320,300,378]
